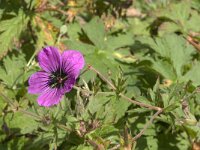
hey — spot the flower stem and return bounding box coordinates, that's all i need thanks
[73,85,114,95]
[18,108,42,120]
[56,123,72,132]
[186,35,200,53]
[0,92,15,107]
[26,50,37,68]
[79,66,90,76]
[87,65,163,111]
[88,65,116,90]
[0,91,72,132]
[132,109,162,142]
[0,91,43,120]
[119,94,162,111]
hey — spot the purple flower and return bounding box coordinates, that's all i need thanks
[28,46,85,107]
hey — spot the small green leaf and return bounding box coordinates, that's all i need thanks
[164,102,180,112]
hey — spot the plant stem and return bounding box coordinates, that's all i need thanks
[0,91,43,120]
[110,144,120,150]
[18,108,42,120]
[86,138,104,150]
[36,4,68,16]
[0,92,15,107]
[119,94,162,111]
[1,91,72,133]
[73,85,114,95]
[88,65,163,111]
[88,65,116,90]
[186,35,200,52]
[111,110,162,149]
[56,123,72,132]
[132,109,162,142]
[79,67,90,76]
[26,50,37,68]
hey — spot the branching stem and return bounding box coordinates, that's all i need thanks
[0,91,72,132]
[88,65,116,90]
[119,94,162,111]
[88,65,163,111]
[73,85,114,95]
[132,109,162,141]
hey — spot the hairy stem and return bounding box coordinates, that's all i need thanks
[186,35,200,52]
[88,65,163,111]
[0,91,72,132]
[119,94,162,111]
[18,108,42,120]
[73,85,114,95]
[86,138,104,150]
[132,109,162,141]
[88,65,116,90]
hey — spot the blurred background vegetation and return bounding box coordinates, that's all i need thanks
[0,0,200,149]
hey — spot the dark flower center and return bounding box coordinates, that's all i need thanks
[48,69,67,88]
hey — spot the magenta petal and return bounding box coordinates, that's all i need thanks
[28,48,85,107]
[28,71,49,94]
[61,50,85,78]
[37,88,63,107]
[38,46,61,72]
[61,77,76,94]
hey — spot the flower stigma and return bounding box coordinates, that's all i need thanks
[48,69,68,88]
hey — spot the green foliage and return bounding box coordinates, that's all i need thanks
[0,53,27,87]
[0,9,28,58]
[5,112,38,134]
[139,34,195,80]
[0,0,200,150]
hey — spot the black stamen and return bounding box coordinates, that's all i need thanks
[48,69,67,88]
